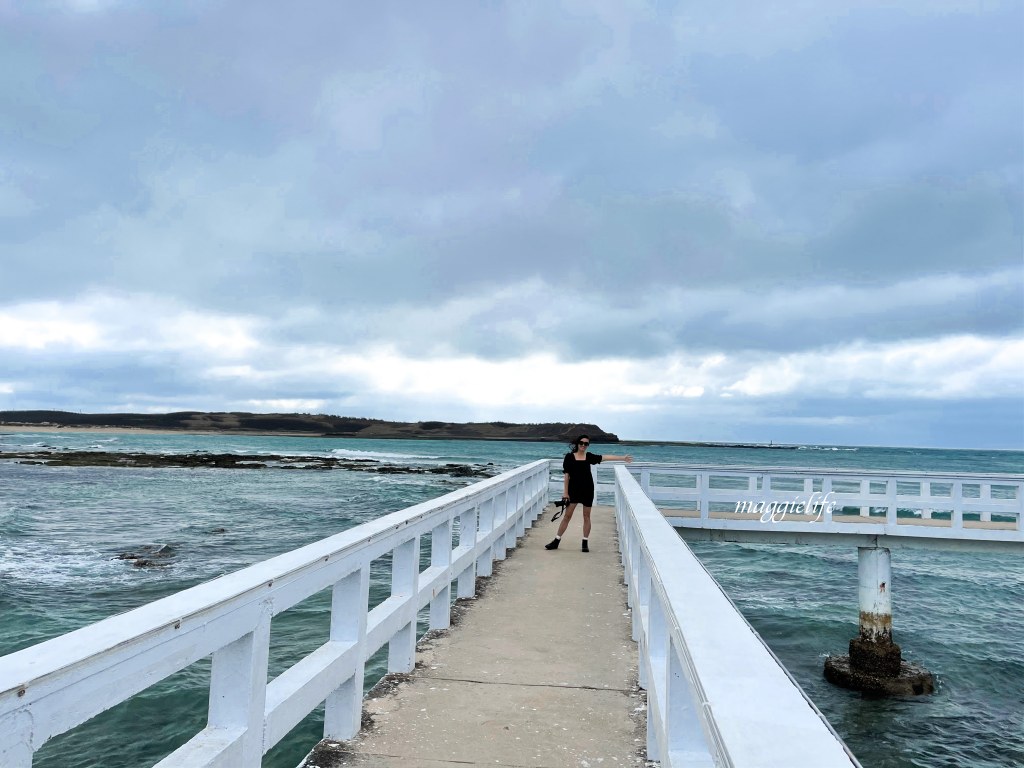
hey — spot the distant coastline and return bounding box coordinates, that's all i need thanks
[0,410,619,443]
[0,411,802,449]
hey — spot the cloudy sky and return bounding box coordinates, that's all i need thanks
[0,1,1021,448]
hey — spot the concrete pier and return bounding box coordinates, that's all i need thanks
[303,504,646,767]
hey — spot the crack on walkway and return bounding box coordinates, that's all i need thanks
[357,753,585,768]
[422,674,635,694]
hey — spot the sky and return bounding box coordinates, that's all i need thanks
[0,1,1021,448]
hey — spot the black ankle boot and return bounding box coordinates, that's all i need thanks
[582,541,589,553]
[545,538,560,550]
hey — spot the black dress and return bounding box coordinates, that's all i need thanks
[562,451,603,506]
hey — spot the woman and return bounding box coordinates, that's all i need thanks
[545,435,633,552]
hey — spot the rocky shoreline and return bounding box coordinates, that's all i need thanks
[1,449,496,477]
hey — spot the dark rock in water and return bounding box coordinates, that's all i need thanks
[211,527,227,534]
[116,544,176,568]
[428,463,491,478]
[1,449,496,478]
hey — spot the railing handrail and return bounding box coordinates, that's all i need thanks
[0,459,549,768]
[547,457,1023,482]
[614,465,861,767]
[567,462,1024,544]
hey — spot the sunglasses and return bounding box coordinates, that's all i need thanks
[578,441,590,447]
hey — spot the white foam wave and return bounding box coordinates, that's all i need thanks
[798,446,859,452]
[328,448,441,462]
[0,544,168,588]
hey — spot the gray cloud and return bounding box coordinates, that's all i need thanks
[0,1,1020,446]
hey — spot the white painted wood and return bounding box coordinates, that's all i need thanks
[154,725,245,768]
[0,710,33,768]
[476,497,494,578]
[388,537,419,674]
[0,460,549,768]
[323,566,370,741]
[578,462,1024,548]
[615,465,860,767]
[207,601,271,765]
[429,520,453,630]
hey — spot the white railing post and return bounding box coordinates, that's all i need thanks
[667,640,712,764]
[0,711,33,768]
[980,483,992,522]
[886,479,898,525]
[524,479,533,525]
[476,498,495,577]
[457,505,479,598]
[388,537,419,673]
[822,477,834,524]
[646,595,668,762]
[494,490,509,562]
[699,472,709,521]
[634,557,650,654]
[429,520,453,630]
[508,483,523,546]
[1019,483,1024,532]
[324,566,370,740]
[952,481,964,531]
[626,528,634,626]
[207,601,272,767]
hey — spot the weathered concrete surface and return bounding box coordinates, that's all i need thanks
[306,504,646,768]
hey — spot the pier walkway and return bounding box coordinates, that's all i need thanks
[326,505,645,767]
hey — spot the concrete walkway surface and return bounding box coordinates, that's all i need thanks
[305,504,646,768]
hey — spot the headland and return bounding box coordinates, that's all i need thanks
[0,410,618,442]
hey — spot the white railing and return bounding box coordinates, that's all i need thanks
[0,460,549,768]
[614,465,861,768]
[581,462,1024,548]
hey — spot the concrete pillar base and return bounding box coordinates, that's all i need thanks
[848,636,902,678]
[824,650,934,696]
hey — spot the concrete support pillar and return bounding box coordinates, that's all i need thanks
[824,546,934,696]
[857,547,892,642]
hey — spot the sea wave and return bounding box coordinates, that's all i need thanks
[797,446,859,452]
[0,544,147,588]
[328,448,441,462]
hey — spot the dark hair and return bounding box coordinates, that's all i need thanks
[572,434,590,451]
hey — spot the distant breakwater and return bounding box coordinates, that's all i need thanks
[617,440,798,450]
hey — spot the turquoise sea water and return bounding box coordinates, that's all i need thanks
[1,432,1021,767]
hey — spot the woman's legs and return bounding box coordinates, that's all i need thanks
[547,502,595,551]
[555,503,578,537]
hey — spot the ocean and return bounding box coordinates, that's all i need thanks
[1,431,1021,767]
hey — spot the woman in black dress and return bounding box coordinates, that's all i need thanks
[545,434,632,552]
